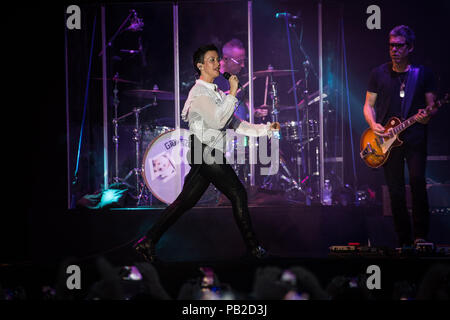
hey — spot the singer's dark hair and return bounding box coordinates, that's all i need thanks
[193,44,219,76]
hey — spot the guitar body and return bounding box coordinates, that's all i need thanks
[360,117,403,168]
[360,94,448,168]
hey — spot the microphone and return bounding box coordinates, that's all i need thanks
[223,72,242,89]
[127,10,144,32]
[275,12,300,20]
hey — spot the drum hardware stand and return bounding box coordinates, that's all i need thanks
[137,181,152,206]
[112,97,157,205]
[288,18,319,203]
[310,145,321,201]
[260,69,306,198]
[303,61,311,177]
[261,154,306,202]
[112,73,121,184]
[302,60,318,204]
[261,69,282,190]
[98,9,141,57]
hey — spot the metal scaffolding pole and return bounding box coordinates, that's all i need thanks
[248,0,255,186]
[65,12,71,208]
[101,5,109,190]
[173,2,183,194]
[173,3,180,130]
[318,1,324,203]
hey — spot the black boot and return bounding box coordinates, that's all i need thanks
[230,195,268,260]
[243,235,269,260]
[237,218,269,259]
[133,235,158,263]
[250,245,268,259]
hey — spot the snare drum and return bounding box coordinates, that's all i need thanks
[280,120,319,142]
[280,121,302,141]
[141,129,191,204]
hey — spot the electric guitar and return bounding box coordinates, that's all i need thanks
[360,94,449,168]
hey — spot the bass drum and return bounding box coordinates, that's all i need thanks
[141,129,192,204]
[141,125,173,156]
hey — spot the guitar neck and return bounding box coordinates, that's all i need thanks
[391,97,447,136]
[391,114,418,136]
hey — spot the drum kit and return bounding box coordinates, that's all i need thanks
[99,63,328,206]
[244,65,328,203]
[95,74,183,205]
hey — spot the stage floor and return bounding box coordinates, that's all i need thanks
[31,204,450,264]
[4,204,446,299]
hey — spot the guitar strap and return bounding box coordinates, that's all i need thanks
[401,66,420,120]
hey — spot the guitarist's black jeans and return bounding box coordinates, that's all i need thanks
[383,141,429,246]
[144,135,260,252]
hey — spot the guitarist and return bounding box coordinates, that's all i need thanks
[362,25,437,248]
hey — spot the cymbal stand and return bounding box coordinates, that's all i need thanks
[286,19,319,203]
[303,61,311,180]
[269,73,279,125]
[271,71,307,198]
[115,97,157,205]
[303,60,320,202]
[112,73,120,184]
[98,9,136,57]
[261,72,280,189]
[302,61,309,161]
[261,72,303,196]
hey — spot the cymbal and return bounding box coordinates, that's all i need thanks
[243,69,298,78]
[278,89,328,111]
[297,90,328,107]
[124,89,187,101]
[93,77,138,84]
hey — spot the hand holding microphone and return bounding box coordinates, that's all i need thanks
[223,72,240,96]
[270,122,280,131]
[270,122,281,139]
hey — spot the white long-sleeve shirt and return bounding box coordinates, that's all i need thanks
[181,79,272,152]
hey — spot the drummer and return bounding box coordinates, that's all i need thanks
[214,38,268,121]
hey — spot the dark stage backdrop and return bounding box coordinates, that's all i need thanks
[3,0,449,262]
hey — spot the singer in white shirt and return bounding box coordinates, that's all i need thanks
[182,78,273,155]
[134,44,279,263]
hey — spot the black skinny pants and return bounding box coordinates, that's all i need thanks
[146,135,258,249]
[383,141,429,246]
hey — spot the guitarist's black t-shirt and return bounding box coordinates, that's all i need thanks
[367,62,436,144]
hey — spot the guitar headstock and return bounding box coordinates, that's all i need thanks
[438,93,450,107]
[427,93,449,113]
